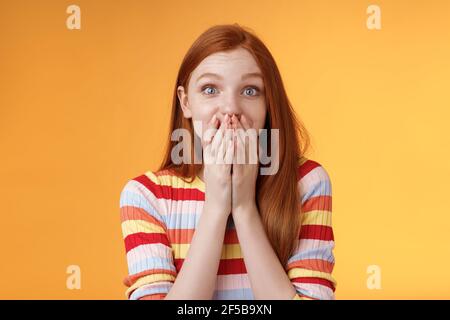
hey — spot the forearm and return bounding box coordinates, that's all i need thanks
[165,204,228,300]
[233,206,297,300]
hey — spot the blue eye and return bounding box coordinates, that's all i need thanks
[243,87,259,96]
[201,85,261,96]
[202,86,217,95]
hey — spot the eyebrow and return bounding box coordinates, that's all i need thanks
[196,72,263,83]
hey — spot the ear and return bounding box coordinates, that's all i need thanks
[177,85,192,119]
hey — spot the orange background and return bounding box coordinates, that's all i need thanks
[1,0,450,299]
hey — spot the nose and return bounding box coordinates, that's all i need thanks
[219,95,241,122]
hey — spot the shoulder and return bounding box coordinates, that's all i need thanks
[297,156,332,205]
[119,168,182,224]
[120,168,176,202]
[119,167,204,205]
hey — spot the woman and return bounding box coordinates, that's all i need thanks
[119,23,336,300]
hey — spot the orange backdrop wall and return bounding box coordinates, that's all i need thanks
[1,0,450,299]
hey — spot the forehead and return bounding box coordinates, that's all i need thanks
[192,47,261,77]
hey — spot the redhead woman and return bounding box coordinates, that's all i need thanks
[119,24,337,300]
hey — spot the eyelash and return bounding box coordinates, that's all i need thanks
[201,85,261,97]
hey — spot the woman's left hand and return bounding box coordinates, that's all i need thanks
[230,114,259,217]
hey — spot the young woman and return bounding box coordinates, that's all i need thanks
[119,24,336,300]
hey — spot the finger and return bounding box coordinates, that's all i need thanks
[223,125,233,164]
[233,115,250,158]
[211,114,228,154]
[231,114,242,130]
[203,143,213,165]
[216,131,227,165]
[247,129,259,164]
[231,115,246,145]
[234,129,246,164]
[202,114,219,148]
[235,116,258,164]
[217,122,233,164]
[240,114,253,131]
[233,125,247,164]
[225,131,235,165]
[231,114,238,129]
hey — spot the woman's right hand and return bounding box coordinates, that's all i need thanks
[202,114,235,219]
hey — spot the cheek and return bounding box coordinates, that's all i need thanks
[246,105,267,130]
[190,105,217,138]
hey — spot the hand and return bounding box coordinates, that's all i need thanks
[202,114,235,220]
[230,114,259,216]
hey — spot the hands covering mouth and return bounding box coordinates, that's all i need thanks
[202,113,257,166]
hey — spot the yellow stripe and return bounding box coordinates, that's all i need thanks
[292,293,313,300]
[220,244,242,259]
[171,243,242,259]
[144,171,205,193]
[190,176,205,192]
[121,220,166,238]
[302,210,332,227]
[288,268,337,287]
[145,171,163,185]
[125,273,176,298]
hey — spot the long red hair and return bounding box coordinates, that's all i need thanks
[158,23,311,268]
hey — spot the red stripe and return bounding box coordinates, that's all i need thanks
[297,160,321,181]
[174,258,247,275]
[292,277,336,292]
[123,269,176,287]
[139,293,167,300]
[167,228,239,245]
[134,174,205,201]
[300,225,334,241]
[217,258,247,274]
[124,232,171,252]
[302,195,332,212]
[174,259,183,273]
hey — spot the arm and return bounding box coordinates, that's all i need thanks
[120,175,229,300]
[229,115,296,299]
[168,113,235,299]
[165,203,229,300]
[287,162,337,300]
[232,206,298,300]
[120,178,176,300]
[232,161,337,300]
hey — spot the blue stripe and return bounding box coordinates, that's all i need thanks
[166,213,199,229]
[130,283,173,300]
[301,179,332,204]
[287,244,335,264]
[165,213,236,230]
[213,288,254,300]
[129,257,176,275]
[120,183,165,224]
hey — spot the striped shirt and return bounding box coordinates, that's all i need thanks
[119,157,337,300]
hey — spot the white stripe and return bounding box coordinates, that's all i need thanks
[215,274,252,291]
[293,282,335,300]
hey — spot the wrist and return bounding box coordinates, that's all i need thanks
[232,201,258,218]
[203,201,230,221]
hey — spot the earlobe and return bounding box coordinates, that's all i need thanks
[177,85,192,119]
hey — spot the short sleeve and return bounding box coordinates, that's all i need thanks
[286,160,337,300]
[119,175,177,300]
